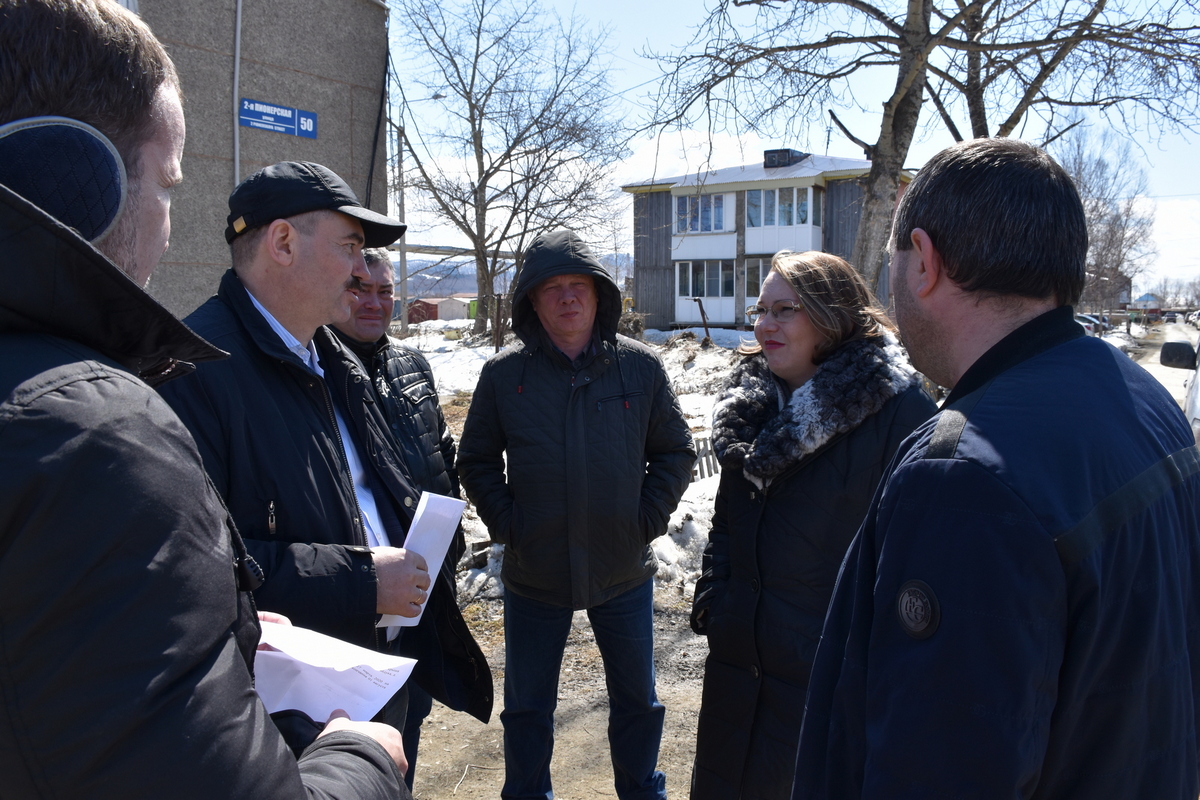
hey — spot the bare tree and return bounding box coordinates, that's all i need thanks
[1184,276,1200,308]
[1054,125,1156,317]
[1149,276,1186,307]
[650,0,1200,291]
[390,0,629,335]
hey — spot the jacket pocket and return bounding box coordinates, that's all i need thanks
[593,390,645,412]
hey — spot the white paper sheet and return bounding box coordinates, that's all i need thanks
[378,491,467,629]
[254,621,415,721]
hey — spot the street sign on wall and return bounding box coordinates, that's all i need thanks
[239,98,318,139]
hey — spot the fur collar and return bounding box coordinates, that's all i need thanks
[711,334,921,487]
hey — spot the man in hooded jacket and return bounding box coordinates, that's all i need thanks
[458,229,695,800]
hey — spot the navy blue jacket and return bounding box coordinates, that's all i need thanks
[794,307,1200,799]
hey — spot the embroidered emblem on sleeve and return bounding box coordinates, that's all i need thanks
[897,580,939,639]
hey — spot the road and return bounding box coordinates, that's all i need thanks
[1133,322,1199,408]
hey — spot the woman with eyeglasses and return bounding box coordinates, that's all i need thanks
[689,251,936,799]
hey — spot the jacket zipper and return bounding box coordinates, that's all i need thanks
[268,500,276,535]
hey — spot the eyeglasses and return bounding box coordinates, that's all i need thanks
[746,301,805,324]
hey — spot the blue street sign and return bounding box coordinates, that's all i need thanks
[239,98,318,140]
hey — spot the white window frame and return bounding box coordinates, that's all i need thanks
[676,193,727,233]
[677,260,736,298]
[744,257,769,301]
[746,187,812,228]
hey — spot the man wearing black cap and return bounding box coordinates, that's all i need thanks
[160,162,491,749]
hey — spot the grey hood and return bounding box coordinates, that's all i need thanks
[511,229,622,343]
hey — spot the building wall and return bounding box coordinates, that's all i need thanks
[822,178,862,263]
[631,191,675,329]
[138,0,390,317]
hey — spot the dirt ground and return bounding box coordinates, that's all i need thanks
[409,591,707,799]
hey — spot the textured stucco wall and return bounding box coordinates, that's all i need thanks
[137,0,390,317]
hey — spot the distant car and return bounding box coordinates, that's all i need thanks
[1161,340,1200,444]
[1164,312,1178,323]
[1080,309,1113,328]
[1075,314,1103,335]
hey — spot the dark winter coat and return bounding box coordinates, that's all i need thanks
[330,326,492,720]
[794,307,1200,800]
[457,229,695,609]
[0,183,404,797]
[690,337,934,800]
[159,270,491,723]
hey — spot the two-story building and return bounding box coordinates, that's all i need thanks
[621,149,909,329]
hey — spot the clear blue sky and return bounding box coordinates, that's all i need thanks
[543,0,1200,290]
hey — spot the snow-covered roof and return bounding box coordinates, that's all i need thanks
[621,152,877,193]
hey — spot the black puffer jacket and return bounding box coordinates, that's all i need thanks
[690,338,935,800]
[458,230,695,609]
[0,184,404,797]
[159,270,491,723]
[332,329,461,502]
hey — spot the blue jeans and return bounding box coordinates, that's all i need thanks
[501,579,667,800]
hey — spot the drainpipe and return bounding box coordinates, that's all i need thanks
[232,0,243,187]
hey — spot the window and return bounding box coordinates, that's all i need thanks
[746,187,811,228]
[813,186,824,227]
[676,192,726,233]
[745,258,768,300]
[706,261,720,296]
[677,260,736,298]
[778,188,794,226]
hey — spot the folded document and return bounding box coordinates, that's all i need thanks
[378,491,468,629]
[255,620,415,721]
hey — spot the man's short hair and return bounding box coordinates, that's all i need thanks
[228,210,323,269]
[362,248,392,268]
[890,138,1087,306]
[0,0,179,178]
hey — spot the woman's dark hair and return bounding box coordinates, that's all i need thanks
[739,250,895,363]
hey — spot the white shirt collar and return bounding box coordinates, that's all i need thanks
[246,290,323,376]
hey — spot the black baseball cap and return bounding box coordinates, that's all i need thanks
[224,161,406,247]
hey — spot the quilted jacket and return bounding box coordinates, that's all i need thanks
[457,230,695,609]
[0,183,404,798]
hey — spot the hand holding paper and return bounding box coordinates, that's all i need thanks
[372,545,430,616]
[254,621,415,722]
[378,492,467,629]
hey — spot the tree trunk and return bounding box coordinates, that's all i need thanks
[965,6,988,137]
[851,0,931,295]
[473,250,491,336]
